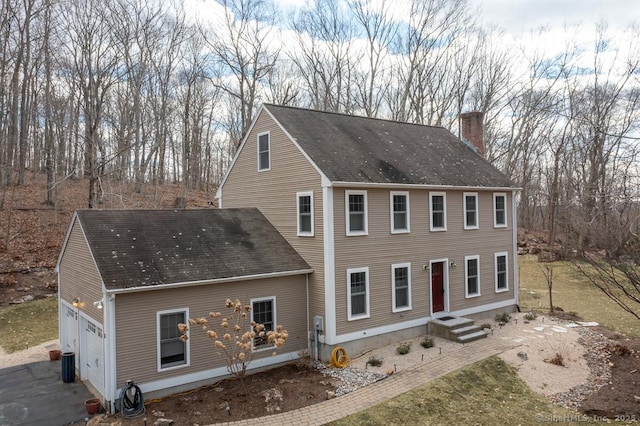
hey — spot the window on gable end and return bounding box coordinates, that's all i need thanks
[258,132,270,171]
[464,192,479,229]
[390,191,410,233]
[297,191,314,236]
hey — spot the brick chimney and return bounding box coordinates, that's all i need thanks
[459,111,484,157]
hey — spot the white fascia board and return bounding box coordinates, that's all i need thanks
[262,106,329,184]
[331,181,521,192]
[55,210,79,273]
[216,105,267,199]
[105,269,314,295]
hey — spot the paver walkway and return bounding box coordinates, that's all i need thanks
[214,336,520,426]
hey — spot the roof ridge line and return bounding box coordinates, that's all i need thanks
[263,103,448,130]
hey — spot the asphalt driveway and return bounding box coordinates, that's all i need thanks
[0,359,94,425]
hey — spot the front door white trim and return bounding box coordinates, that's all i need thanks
[429,258,450,317]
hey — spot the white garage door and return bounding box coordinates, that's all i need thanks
[81,318,105,395]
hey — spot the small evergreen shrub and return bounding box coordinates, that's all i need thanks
[523,312,537,321]
[366,355,383,367]
[420,337,435,348]
[396,342,411,355]
[495,312,511,323]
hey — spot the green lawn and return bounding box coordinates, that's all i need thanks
[518,255,640,337]
[0,297,58,353]
[330,356,580,426]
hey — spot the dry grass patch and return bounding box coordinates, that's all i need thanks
[0,297,58,353]
[518,255,640,337]
[331,356,578,426]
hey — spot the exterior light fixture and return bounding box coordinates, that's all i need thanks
[450,261,457,268]
[93,300,103,310]
[72,297,80,307]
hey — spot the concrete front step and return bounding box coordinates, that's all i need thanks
[428,315,488,343]
[457,330,489,344]
[451,325,482,336]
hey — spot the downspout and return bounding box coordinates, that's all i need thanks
[105,292,117,413]
[305,273,311,360]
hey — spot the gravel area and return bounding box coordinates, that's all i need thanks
[549,326,614,410]
[316,363,387,396]
[318,312,610,412]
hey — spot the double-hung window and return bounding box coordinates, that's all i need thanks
[347,267,369,320]
[390,191,410,233]
[494,193,507,227]
[297,192,314,236]
[495,252,508,292]
[429,192,447,231]
[464,192,479,229]
[257,132,270,171]
[465,255,480,298]
[252,297,275,349]
[392,263,412,312]
[346,190,368,236]
[158,308,189,371]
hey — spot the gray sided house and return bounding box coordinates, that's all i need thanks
[56,208,311,410]
[218,104,519,359]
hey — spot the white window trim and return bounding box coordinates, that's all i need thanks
[250,296,277,352]
[296,191,314,237]
[493,192,508,228]
[391,262,412,312]
[429,192,447,231]
[463,192,479,230]
[465,255,481,298]
[494,252,509,293]
[257,131,271,172]
[347,267,370,320]
[157,307,190,372]
[390,191,410,234]
[345,190,368,236]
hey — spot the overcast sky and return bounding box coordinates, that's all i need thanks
[470,0,636,34]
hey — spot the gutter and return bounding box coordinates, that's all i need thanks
[105,268,314,295]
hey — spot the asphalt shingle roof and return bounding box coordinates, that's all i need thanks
[264,104,514,188]
[76,208,310,290]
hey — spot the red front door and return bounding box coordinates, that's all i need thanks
[431,262,445,313]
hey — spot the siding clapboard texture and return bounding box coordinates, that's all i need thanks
[58,217,104,322]
[333,188,514,335]
[221,110,326,324]
[114,275,307,387]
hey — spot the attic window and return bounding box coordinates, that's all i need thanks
[258,132,270,171]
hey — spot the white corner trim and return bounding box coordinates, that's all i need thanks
[322,186,336,344]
